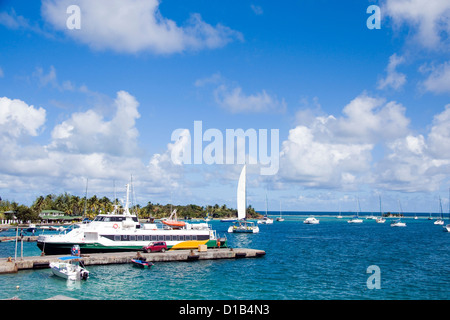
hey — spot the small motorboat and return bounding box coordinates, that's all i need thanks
[303,216,319,224]
[391,219,406,227]
[50,256,89,281]
[25,224,37,233]
[131,258,154,269]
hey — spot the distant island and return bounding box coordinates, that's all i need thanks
[0,192,260,223]
[382,212,404,217]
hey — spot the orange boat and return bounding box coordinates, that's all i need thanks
[162,220,185,228]
[162,209,185,228]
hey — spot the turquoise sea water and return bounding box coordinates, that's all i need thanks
[1,213,449,300]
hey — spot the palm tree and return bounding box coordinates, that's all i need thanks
[31,195,45,214]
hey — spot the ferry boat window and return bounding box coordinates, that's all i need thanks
[114,235,121,241]
[193,235,197,240]
[130,235,136,241]
[132,217,138,222]
[137,235,143,241]
[123,235,127,240]
[144,236,150,241]
[158,235,164,241]
[103,217,111,222]
[186,235,191,241]
[151,235,157,241]
[165,235,171,241]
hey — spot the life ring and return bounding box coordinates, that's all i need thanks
[113,223,119,229]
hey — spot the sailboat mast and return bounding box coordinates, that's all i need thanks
[244,165,247,219]
[379,195,382,216]
[83,178,88,218]
[265,193,268,217]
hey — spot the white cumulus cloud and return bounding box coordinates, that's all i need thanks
[383,0,450,50]
[41,0,243,54]
[50,90,140,156]
[0,96,46,138]
[278,93,411,189]
[421,61,450,94]
[378,53,407,90]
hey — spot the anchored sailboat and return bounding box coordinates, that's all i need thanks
[391,200,406,227]
[228,165,259,233]
[258,194,273,224]
[348,198,363,223]
[444,188,450,232]
[376,196,386,223]
[434,196,444,225]
[276,201,284,222]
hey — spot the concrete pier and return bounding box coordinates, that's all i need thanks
[0,236,38,242]
[0,248,266,274]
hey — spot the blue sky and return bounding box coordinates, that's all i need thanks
[1,0,450,213]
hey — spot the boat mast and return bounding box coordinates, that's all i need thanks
[356,198,361,217]
[244,164,247,220]
[265,193,268,217]
[379,195,383,217]
[124,183,131,216]
[279,200,282,218]
[83,178,88,219]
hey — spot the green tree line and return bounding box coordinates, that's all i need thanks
[0,193,259,222]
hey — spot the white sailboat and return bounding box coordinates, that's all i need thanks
[348,199,363,223]
[276,201,284,222]
[444,188,450,232]
[391,200,406,227]
[258,194,273,224]
[434,196,444,225]
[336,204,343,219]
[228,165,259,233]
[376,196,386,223]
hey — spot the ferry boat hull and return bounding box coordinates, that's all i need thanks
[37,184,227,255]
[37,237,225,255]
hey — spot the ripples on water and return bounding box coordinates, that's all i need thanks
[1,217,449,300]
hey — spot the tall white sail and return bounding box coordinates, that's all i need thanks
[237,165,246,220]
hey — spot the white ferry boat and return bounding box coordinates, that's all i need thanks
[37,184,227,255]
